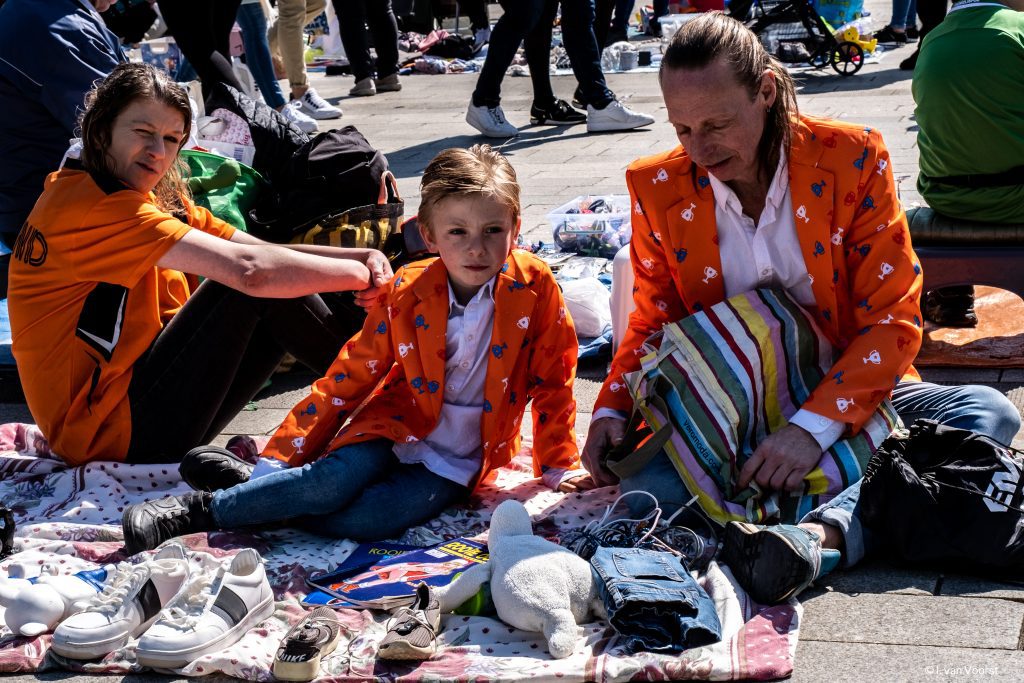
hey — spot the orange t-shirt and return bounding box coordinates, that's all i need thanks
[8,164,235,465]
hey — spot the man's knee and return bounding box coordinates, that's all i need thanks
[956,384,1021,446]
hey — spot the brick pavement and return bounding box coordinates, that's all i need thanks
[3,2,1023,679]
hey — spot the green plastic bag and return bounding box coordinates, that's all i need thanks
[182,149,265,232]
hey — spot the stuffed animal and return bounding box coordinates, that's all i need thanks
[0,566,105,636]
[435,500,605,659]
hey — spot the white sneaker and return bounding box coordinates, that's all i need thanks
[280,101,319,134]
[51,544,190,660]
[135,548,275,669]
[586,100,656,133]
[295,87,342,120]
[466,103,519,138]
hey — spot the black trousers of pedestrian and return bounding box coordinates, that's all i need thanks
[331,0,401,82]
[157,0,245,99]
[124,281,351,464]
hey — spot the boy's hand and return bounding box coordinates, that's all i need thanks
[557,474,598,493]
[582,417,625,487]
[353,250,393,308]
[738,424,821,492]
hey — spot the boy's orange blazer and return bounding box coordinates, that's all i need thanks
[597,115,924,434]
[263,250,581,488]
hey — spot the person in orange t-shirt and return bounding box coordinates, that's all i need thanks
[8,63,390,467]
[582,14,1020,605]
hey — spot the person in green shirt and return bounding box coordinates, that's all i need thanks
[912,0,1024,326]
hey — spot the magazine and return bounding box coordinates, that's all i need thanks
[303,537,488,610]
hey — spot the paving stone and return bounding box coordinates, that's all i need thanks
[219,408,292,436]
[937,574,1024,602]
[798,591,1024,649]
[793,642,1024,682]
[812,561,939,597]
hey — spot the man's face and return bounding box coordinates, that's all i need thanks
[91,0,116,12]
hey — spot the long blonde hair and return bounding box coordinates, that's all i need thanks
[78,62,193,215]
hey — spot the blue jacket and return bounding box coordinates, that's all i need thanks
[0,0,124,239]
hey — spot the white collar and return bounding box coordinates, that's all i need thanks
[448,276,496,312]
[707,147,790,218]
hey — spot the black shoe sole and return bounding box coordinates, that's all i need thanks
[529,113,586,126]
[720,522,813,605]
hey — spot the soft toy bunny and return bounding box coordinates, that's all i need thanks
[436,499,605,659]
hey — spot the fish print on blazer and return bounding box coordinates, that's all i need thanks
[597,115,924,434]
[262,249,581,488]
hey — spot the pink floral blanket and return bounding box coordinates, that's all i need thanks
[0,423,800,680]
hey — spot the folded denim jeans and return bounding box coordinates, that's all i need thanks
[590,547,722,653]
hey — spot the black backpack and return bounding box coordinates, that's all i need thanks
[860,419,1024,574]
[247,126,397,241]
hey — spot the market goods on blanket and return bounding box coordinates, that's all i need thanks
[304,538,487,611]
[0,566,108,636]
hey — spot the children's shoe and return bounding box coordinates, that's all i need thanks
[296,87,342,119]
[349,77,377,97]
[51,544,190,660]
[530,99,586,126]
[374,73,402,92]
[873,25,908,44]
[586,100,655,133]
[377,583,441,660]
[179,446,254,493]
[279,101,319,134]
[924,286,977,328]
[273,607,342,681]
[122,492,215,556]
[135,549,275,669]
[720,522,841,605]
[466,103,519,138]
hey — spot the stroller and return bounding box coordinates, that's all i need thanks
[730,0,866,76]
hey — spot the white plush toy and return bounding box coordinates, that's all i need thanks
[0,566,102,636]
[436,499,605,659]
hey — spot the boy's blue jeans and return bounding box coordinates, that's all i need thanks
[236,2,287,109]
[590,547,722,652]
[621,381,1022,567]
[210,439,469,540]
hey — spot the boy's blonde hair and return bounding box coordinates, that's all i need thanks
[418,145,521,235]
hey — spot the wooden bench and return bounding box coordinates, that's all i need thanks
[907,206,1024,298]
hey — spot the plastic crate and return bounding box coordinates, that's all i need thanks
[546,195,631,235]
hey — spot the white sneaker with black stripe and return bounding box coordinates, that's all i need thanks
[51,543,190,660]
[135,548,274,669]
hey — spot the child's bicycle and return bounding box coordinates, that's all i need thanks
[731,0,867,76]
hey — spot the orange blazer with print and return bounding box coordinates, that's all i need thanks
[262,249,581,488]
[597,115,924,435]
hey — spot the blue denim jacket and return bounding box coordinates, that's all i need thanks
[590,547,722,653]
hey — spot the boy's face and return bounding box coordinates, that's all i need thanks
[422,194,520,305]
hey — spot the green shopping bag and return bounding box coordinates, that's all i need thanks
[182,149,266,232]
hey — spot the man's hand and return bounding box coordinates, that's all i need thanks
[738,424,822,492]
[582,417,626,487]
[558,474,598,493]
[353,250,393,308]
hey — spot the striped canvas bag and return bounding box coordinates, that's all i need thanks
[610,289,900,525]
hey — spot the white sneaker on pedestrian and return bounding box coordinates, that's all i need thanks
[135,548,275,669]
[466,103,519,138]
[295,87,342,120]
[51,544,190,660]
[280,101,319,134]
[374,73,402,93]
[586,100,655,133]
[350,77,377,97]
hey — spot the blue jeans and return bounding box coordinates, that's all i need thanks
[236,3,287,109]
[620,381,1021,565]
[889,0,918,29]
[210,439,469,540]
[590,547,721,652]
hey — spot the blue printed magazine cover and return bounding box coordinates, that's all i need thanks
[303,538,488,610]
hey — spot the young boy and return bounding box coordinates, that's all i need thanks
[123,145,591,553]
